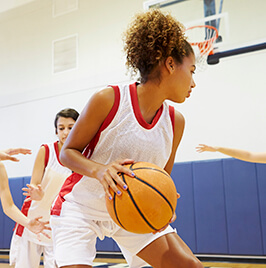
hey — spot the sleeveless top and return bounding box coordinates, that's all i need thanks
[14,142,72,245]
[51,83,175,221]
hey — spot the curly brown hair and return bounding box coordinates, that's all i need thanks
[123,9,194,83]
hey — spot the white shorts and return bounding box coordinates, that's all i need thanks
[50,214,176,268]
[9,232,55,268]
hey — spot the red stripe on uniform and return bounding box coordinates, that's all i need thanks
[15,199,32,236]
[50,173,83,216]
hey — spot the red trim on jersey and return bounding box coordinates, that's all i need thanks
[42,144,50,168]
[50,173,83,216]
[15,199,32,236]
[83,86,120,158]
[130,83,163,129]
[54,141,64,166]
[169,105,175,134]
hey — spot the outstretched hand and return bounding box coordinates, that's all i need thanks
[196,144,217,153]
[0,148,32,162]
[22,184,44,201]
[27,216,51,239]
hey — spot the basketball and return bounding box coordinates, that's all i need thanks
[105,162,178,234]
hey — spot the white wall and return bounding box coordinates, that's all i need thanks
[1,0,266,177]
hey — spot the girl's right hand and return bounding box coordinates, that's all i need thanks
[96,159,135,200]
[22,184,44,201]
[27,216,51,238]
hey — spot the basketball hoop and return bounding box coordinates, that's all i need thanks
[185,25,219,70]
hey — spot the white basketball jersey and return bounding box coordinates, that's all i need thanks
[51,83,175,221]
[15,142,72,245]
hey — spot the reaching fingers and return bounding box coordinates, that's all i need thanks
[41,231,51,239]
[170,213,177,223]
[195,144,204,153]
[6,148,32,156]
[22,184,33,196]
[6,155,19,162]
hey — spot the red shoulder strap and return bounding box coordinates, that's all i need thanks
[42,144,49,168]
[169,105,175,134]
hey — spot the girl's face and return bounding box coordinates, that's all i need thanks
[169,54,196,103]
[56,117,76,144]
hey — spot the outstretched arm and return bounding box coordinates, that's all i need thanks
[196,144,266,163]
[0,162,50,237]
[0,148,31,162]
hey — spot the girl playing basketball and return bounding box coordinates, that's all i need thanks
[196,144,266,163]
[0,148,50,235]
[10,108,79,268]
[51,9,203,268]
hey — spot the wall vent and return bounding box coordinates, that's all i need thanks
[52,34,78,74]
[53,0,78,17]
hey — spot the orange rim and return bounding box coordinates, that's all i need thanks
[185,25,219,46]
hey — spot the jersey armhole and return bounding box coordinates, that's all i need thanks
[101,85,120,130]
[83,86,120,158]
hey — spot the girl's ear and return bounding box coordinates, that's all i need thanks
[165,56,175,73]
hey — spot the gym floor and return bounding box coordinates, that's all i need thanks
[1,254,266,268]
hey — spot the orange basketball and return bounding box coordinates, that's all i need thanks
[105,162,178,234]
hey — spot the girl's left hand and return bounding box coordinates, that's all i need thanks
[152,192,180,234]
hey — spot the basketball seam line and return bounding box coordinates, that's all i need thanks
[122,173,158,232]
[132,167,170,177]
[113,193,126,230]
[130,164,171,178]
[133,175,174,213]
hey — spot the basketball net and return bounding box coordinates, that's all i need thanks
[185,25,218,71]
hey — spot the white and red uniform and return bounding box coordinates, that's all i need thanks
[50,83,176,268]
[10,142,72,268]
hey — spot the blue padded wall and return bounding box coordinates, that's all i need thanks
[1,161,266,257]
[0,202,4,248]
[96,237,120,252]
[223,159,263,255]
[256,163,266,255]
[192,160,228,254]
[171,162,197,252]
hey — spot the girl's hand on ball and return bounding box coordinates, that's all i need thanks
[98,159,135,200]
[152,213,177,234]
[152,193,180,234]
